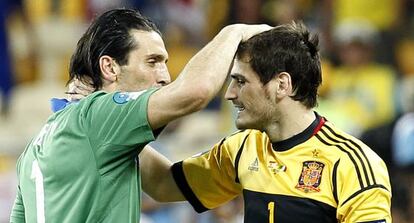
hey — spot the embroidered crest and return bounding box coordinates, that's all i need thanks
[248,158,259,171]
[268,161,286,173]
[295,161,324,193]
[113,91,145,104]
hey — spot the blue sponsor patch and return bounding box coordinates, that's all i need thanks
[113,91,146,104]
[113,92,129,104]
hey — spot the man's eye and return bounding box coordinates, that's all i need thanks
[237,79,245,85]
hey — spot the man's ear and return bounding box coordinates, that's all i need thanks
[99,55,119,82]
[275,72,293,99]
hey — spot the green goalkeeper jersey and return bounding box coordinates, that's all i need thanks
[10,89,158,223]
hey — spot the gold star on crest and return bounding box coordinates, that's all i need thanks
[312,149,319,158]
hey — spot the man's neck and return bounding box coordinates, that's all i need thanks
[265,106,315,142]
[102,84,116,92]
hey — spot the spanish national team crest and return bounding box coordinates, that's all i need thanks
[295,161,325,193]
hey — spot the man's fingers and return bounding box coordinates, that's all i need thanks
[66,78,95,101]
[241,24,273,41]
[67,94,85,101]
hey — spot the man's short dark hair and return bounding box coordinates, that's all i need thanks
[237,21,321,108]
[68,8,160,90]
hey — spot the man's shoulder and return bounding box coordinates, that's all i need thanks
[83,90,108,101]
[323,121,387,170]
[322,120,367,147]
[84,88,158,105]
[224,129,268,144]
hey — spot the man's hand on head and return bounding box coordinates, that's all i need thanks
[225,24,273,42]
[66,78,95,101]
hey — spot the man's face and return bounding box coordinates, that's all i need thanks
[225,58,276,130]
[116,30,170,91]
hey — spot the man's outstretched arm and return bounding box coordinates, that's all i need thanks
[147,24,271,130]
[139,145,184,202]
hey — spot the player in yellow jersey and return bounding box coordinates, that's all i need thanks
[141,21,391,223]
[69,21,392,223]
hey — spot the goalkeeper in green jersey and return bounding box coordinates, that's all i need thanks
[9,8,270,223]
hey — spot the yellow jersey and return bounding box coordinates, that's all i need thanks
[172,113,391,223]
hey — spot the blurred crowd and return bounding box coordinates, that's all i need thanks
[0,0,413,222]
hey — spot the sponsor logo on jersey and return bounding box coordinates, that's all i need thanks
[248,158,259,171]
[113,91,145,104]
[295,161,325,193]
[268,161,286,173]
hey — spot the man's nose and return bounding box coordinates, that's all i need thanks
[157,67,171,86]
[224,81,237,100]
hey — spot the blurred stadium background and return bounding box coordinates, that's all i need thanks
[1,0,414,222]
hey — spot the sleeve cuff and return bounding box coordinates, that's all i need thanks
[171,161,209,213]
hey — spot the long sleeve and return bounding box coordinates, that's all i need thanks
[10,186,25,223]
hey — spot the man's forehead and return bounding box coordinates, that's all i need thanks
[145,53,168,60]
[130,30,168,57]
[232,58,251,72]
[130,29,161,37]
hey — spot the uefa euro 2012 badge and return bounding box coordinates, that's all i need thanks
[295,161,325,193]
[268,161,287,173]
[113,91,145,104]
